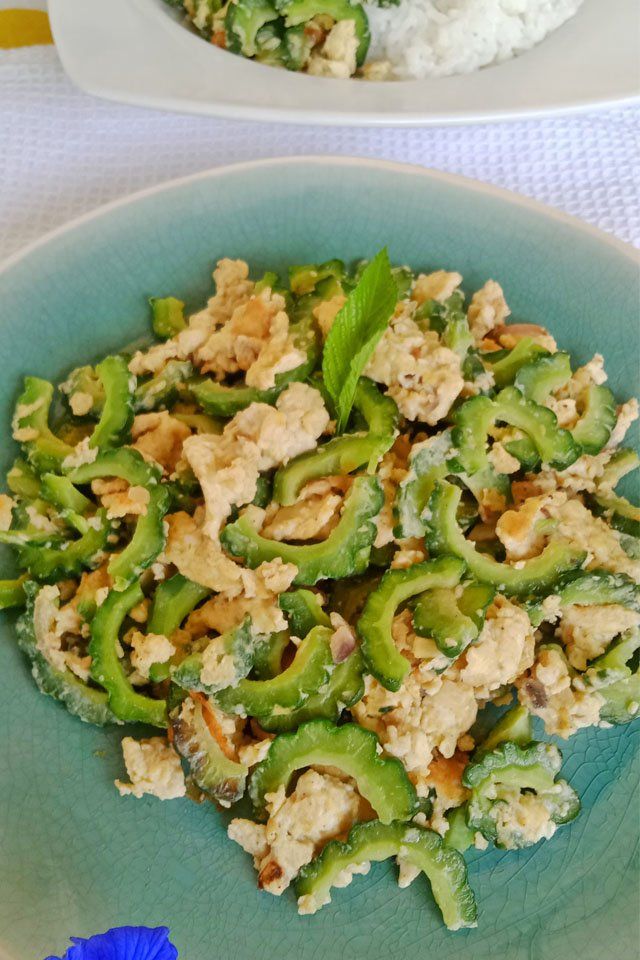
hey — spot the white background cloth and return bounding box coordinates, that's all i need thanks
[1,44,639,261]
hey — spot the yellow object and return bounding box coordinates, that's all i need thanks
[0,9,53,48]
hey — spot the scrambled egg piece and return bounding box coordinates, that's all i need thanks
[564,354,608,396]
[353,668,477,796]
[517,646,603,738]
[313,294,346,340]
[528,448,614,496]
[165,508,297,612]
[131,412,191,474]
[307,20,359,79]
[183,383,328,539]
[115,736,186,800]
[460,597,535,700]
[67,390,94,417]
[129,630,175,680]
[411,271,462,305]
[163,510,250,594]
[424,750,470,837]
[365,302,463,424]
[607,398,639,449]
[262,477,348,542]
[197,286,304,389]
[487,441,521,475]
[490,323,557,354]
[11,396,46,443]
[391,540,427,569]
[129,259,254,376]
[551,496,640,580]
[182,557,297,636]
[490,787,558,849]
[61,436,98,470]
[91,477,150,519]
[496,489,639,578]
[558,604,640,671]
[33,584,90,680]
[0,493,15,531]
[374,442,409,548]
[228,769,364,895]
[467,280,510,343]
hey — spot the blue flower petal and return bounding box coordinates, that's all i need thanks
[44,926,178,960]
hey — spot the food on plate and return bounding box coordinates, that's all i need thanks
[2,248,638,930]
[164,0,585,80]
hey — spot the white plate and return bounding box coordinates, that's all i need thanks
[50,0,639,126]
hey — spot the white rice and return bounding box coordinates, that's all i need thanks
[364,0,585,80]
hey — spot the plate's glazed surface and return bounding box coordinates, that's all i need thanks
[48,0,640,125]
[0,159,638,960]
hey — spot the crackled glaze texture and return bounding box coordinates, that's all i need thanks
[0,160,638,960]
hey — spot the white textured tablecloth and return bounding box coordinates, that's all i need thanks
[1,45,639,261]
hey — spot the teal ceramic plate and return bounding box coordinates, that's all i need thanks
[0,158,638,960]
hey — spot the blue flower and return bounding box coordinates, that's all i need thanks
[45,926,178,960]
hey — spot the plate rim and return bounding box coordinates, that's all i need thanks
[2,157,639,280]
[48,0,640,127]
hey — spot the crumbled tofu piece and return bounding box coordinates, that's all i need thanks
[467,280,510,342]
[228,769,363,895]
[131,411,191,474]
[516,646,604,738]
[460,597,535,699]
[0,494,15,531]
[365,303,463,424]
[183,382,329,538]
[307,19,359,79]
[313,294,346,340]
[68,391,94,417]
[412,270,462,305]
[115,736,186,800]
[129,631,175,680]
[558,604,640,671]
